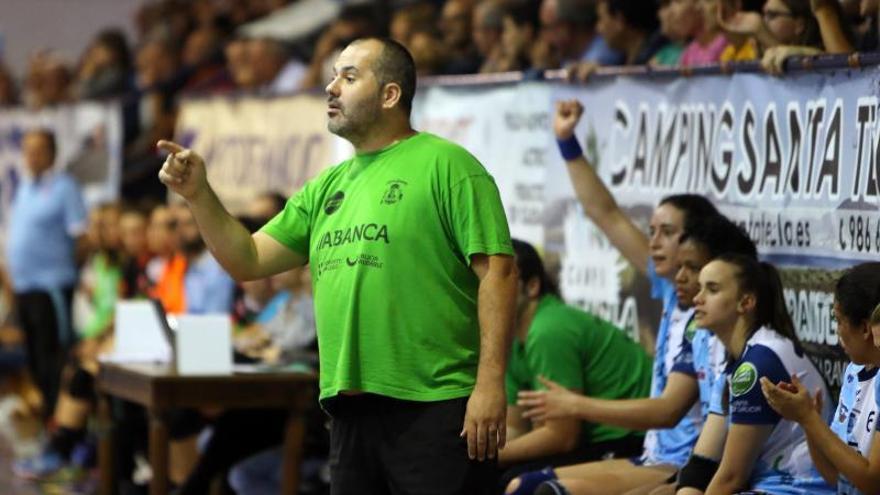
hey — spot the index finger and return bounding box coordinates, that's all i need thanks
[157,140,186,155]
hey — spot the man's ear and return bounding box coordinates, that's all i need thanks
[382,82,402,110]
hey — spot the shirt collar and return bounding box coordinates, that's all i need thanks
[23,167,58,185]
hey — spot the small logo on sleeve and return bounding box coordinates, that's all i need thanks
[730,362,758,397]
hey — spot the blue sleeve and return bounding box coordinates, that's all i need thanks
[200,263,236,314]
[61,177,87,236]
[709,370,728,416]
[729,345,789,425]
[670,332,696,376]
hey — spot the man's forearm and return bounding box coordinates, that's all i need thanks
[475,259,517,387]
[187,187,262,281]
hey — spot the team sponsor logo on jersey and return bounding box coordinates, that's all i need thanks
[730,362,758,396]
[684,319,698,342]
[345,253,383,268]
[324,191,345,215]
[317,223,389,250]
[381,180,407,204]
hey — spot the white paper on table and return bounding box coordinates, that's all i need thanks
[105,301,172,363]
[175,314,232,375]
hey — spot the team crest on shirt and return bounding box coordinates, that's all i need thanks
[730,362,758,396]
[381,180,407,204]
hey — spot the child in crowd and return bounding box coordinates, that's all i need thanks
[680,0,729,66]
[651,0,688,66]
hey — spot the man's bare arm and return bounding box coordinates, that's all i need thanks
[157,140,305,280]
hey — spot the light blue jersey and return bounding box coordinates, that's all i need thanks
[674,327,726,419]
[639,261,701,467]
[831,363,879,495]
[724,327,834,495]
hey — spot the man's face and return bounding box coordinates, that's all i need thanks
[325,41,384,140]
[174,205,203,253]
[472,5,501,57]
[540,0,569,57]
[23,132,55,176]
[596,2,625,51]
[440,0,472,48]
[147,206,177,256]
[120,212,148,257]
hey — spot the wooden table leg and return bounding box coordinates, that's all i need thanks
[97,394,114,495]
[149,410,169,495]
[280,410,306,495]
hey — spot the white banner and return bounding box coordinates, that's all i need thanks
[176,93,337,214]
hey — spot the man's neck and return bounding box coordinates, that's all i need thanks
[352,123,417,155]
[28,167,53,181]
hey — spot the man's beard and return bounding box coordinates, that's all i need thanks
[327,96,382,139]
[182,236,206,256]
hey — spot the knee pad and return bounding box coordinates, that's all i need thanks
[535,479,571,495]
[68,367,96,401]
[508,467,557,495]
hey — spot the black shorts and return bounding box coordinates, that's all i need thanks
[325,393,498,495]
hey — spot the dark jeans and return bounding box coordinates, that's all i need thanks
[15,287,74,420]
[325,394,498,495]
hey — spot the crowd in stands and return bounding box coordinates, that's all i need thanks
[0,0,876,205]
[4,0,880,494]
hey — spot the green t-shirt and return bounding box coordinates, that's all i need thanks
[262,132,513,403]
[506,295,652,443]
[651,42,684,67]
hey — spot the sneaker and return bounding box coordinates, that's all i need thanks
[12,449,65,480]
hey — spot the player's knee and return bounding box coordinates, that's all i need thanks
[505,477,520,494]
[506,467,557,495]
